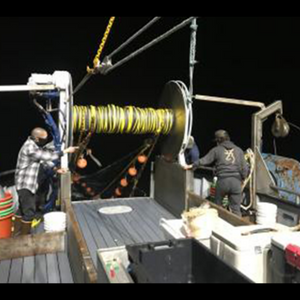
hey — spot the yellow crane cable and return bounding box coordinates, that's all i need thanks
[87,16,116,74]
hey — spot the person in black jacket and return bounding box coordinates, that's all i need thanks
[185,130,249,216]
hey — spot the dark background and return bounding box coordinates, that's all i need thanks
[0,17,300,176]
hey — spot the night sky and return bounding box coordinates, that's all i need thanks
[1,17,300,174]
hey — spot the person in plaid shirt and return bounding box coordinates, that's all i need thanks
[14,128,78,236]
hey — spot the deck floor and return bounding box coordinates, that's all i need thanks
[0,223,73,284]
[73,197,175,267]
[0,251,73,284]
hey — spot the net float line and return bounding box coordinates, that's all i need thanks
[73,105,174,136]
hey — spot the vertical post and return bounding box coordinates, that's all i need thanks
[53,71,73,209]
[54,71,73,169]
[189,18,198,98]
[251,101,283,209]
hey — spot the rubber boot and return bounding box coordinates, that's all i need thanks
[12,216,23,238]
[21,221,32,235]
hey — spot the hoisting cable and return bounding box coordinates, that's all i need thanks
[73,16,116,95]
[102,17,198,75]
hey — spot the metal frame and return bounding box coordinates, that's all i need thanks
[0,71,73,205]
[251,101,283,208]
[194,94,283,209]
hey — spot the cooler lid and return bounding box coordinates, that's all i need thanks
[272,233,300,251]
[213,225,277,251]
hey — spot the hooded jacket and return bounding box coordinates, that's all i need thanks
[193,141,249,180]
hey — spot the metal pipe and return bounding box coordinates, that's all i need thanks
[103,17,197,75]
[0,169,15,178]
[73,73,92,95]
[107,17,162,60]
[189,18,198,97]
[270,184,300,198]
[194,94,266,109]
[0,85,55,93]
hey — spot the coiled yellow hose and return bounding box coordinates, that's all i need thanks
[73,105,174,135]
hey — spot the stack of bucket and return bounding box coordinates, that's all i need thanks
[0,192,14,239]
[256,202,278,227]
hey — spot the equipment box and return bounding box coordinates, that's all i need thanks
[126,238,253,284]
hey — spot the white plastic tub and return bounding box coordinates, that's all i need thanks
[44,212,67,232]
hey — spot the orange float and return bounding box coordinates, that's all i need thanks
[120,178,128,187]
[128,167,137,177]
[77,158,88,169]
[138,155,148,164]
[115,188,122,197]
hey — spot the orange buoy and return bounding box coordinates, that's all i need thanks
[120,178,128,187]
[77,158,88,169]
[128,167,137,177]
[138,155,148,164]
[115,188,122,197]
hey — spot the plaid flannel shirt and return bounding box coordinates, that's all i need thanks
[15,137,63,194]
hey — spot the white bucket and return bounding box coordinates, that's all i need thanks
[256,203,277,226]
[44,212,67,232]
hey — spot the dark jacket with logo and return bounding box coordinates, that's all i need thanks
[193,141,249,180]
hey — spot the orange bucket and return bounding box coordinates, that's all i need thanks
[0,213,13,239]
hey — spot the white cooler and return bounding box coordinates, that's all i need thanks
[211,224,288,283]
[160,218,290,283]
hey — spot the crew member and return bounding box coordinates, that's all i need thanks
[185,130,248,216]
[14,128,78,236]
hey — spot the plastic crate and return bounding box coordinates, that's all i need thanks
[126,238,253,284]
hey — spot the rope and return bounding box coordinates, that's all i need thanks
[99,143,151,198]
[241,149,255,211]
[129,135,160,197]
[73,105,174,136]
